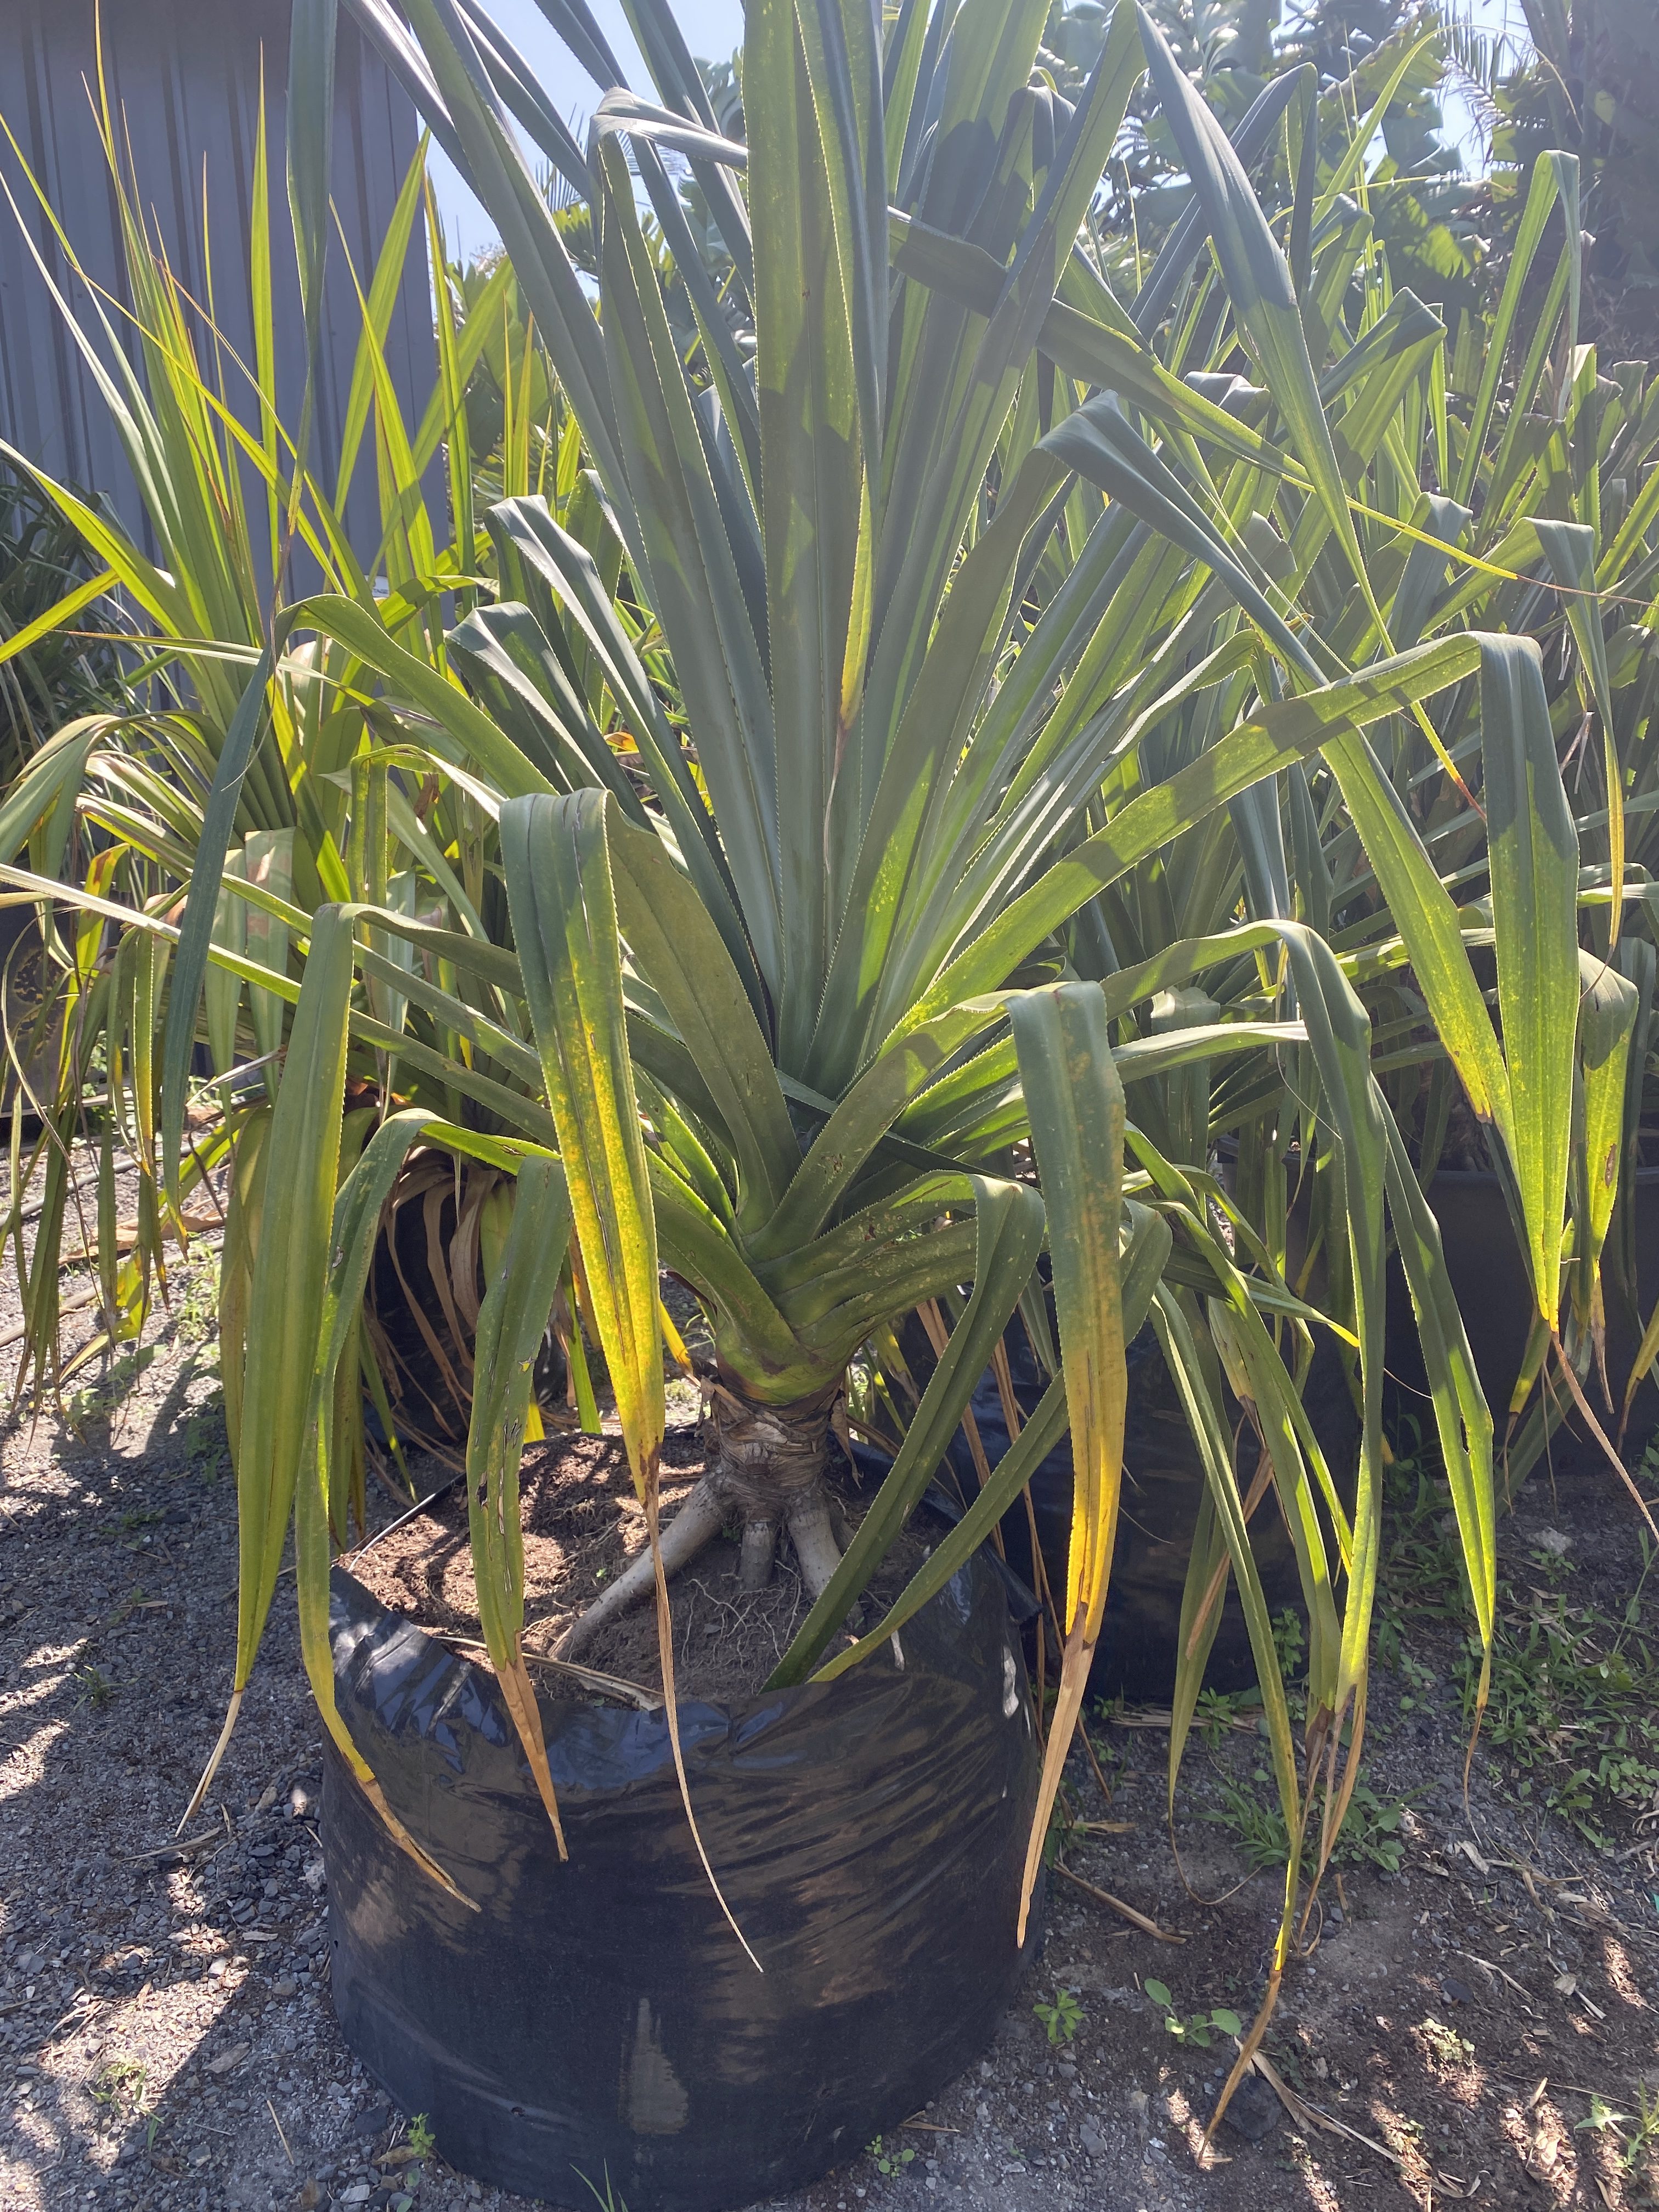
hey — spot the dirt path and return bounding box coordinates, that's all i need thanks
[3,1286,1657,2212]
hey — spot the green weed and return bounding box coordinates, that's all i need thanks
[92,2057,146,2109]
[1042,1791,1088,1866]
[74,1664,116,1711]
[1378,1425,1659,1845]
[1271,1606,1306,1684]
[65,1347,156,1430]
[865,2133,917,2175]
[1144,1978,1242,2050]
[1457,1594,1659,1846]
[573,2165,628,2211]
[1617,2085,1659,2174]
[184,1406,227,1480]
[1033,1987,1083,2045]
[1204,1773,1410,1874]
[1418,2016,1474,2068]
[176,1265,219,1345]
[1194,1685,1261,1747]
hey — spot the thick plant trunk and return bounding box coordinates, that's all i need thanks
[704,1381,842,1601]
[556,1380,843,1661]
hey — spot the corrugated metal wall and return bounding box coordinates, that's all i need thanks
[0,0,433,565]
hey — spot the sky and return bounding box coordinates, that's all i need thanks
[427,0,1531,263]
[427,0,745,263]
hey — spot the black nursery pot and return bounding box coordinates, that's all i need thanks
[1383,1166,1659,1474]
[936,1324,1357,1702]
[322,1553,1043,2212]
[0,903,56,1127]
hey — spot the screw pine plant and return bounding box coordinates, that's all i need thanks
[272,0,1506,2083]
[2,0,1643,2132]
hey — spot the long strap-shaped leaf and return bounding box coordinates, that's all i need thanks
[501,790,663,1493]
[896,636,1483,1042]
[503,788,766,1961]
[1481,634,1581,1330]
[394,0,629,505]
[750,0,870,1058]
[1008,980,1126,1944]
[286,0,336,507]
[160,651,273,1217]
[298,1106,476,1903]
[804,1198,1173,1690]
[606,814,799,1231]
[1537,518,1621,945]
[180,905,354,1829]
[466,1152,574,1855]
[1133,4,1383,639]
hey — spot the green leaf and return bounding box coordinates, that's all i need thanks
[466,1152,574,1853]
[606,815,799,1231]
[1009,981,1127,1942]
[229,905,355,1691]
[500,789,663,1494]
[287,0,338,496]
[902,637,1482,1037]
[160,651,273,1215]
[1134,4,1381,632]
[1481,635,1580,1328]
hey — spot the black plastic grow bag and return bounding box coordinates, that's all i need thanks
[1383,1165,1659,1473]
[323,1551,1043,2212]
[857,1325,1356,1702]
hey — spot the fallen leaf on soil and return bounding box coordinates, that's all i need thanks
[1102,1705,1259,1735]
[127,1827,221,1866]
[1458,1946,1531,2001]
[1056,1861,1186,1943]
[1249,2051,1405,2169]
[206,2043,250,2075]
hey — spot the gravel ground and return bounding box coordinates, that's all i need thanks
[4,1262,1658,2212]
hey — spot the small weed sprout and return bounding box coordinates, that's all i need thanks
[177,1263,219,1344]
[93,2057,147,2111]
[573,2166,628,2210]
[1042,1791,1088,1866]
[74,1664,115,1711]
[184,1395,228,1479]
[1033,1987,1083,2045]
[407,2113,436,2162]
[1570,2086,1659,2174]
[865,2133,916,2175]
[1622,2085,1659,2174]
[1194,1685,1260,1747]
[1205,1771,1409,1875]
[1418,2016,1474,2067]
[1576,2092,1634,2141]
[1144,1980,1242,2049]
[1271,1606,1306,1683]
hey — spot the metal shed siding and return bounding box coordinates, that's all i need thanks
[0,0,432,563]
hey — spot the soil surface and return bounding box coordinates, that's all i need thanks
[347,1429,926,1706]
[3,1264,1658,2212]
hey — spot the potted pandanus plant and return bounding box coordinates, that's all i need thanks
[3,0,1611,2202]
[204,0,1513,2198]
